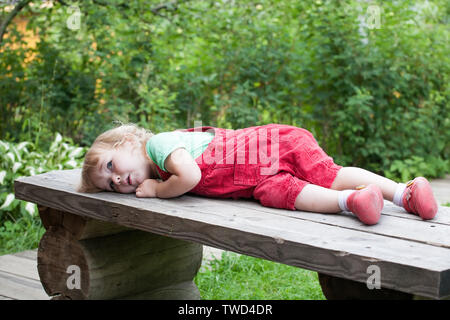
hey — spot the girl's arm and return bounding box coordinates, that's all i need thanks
[136,148,201,198]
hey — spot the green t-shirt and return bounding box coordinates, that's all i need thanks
[146,131,215,172]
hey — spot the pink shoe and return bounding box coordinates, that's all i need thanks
[402,177,438,220]
[347,184,383,225]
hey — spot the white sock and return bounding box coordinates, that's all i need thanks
[338,190,355,212]
[393,183,407,207]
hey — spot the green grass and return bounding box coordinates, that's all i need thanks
[0,217,45,256]
[195,251,325,300]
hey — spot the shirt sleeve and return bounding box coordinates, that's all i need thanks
[146,132,186,172]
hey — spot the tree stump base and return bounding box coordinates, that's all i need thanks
[37,207,203,300]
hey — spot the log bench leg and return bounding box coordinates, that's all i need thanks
[318,273,413,300]
[37,207,203,300]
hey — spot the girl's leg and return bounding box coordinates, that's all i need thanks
[330,166,398,201]
[294,183,383,225]
[329,166,438,220]
[294,184,341,213]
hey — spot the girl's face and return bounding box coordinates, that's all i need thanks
[91,141,151,194]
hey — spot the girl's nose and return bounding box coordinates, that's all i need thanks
[113,174,121,185]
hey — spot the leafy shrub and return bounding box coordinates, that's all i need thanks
[296,1,449,179]
[384,156,449,182]
[0,133,86,224]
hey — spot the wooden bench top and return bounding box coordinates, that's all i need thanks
[14,169,450,299]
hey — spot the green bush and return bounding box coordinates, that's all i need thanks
[385,156,449,182]
[0,134,86,225]
[296,1,449,179]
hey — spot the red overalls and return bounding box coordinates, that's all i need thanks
[154,124,342,210]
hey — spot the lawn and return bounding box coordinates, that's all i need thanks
[195,251,325,300]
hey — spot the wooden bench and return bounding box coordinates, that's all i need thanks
[14,169,450,300]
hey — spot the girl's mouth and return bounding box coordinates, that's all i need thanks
[128,175,132,185]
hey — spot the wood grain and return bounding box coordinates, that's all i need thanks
[39,206,131,240]
[0,270,48,300]
[37,226,202,300]
[14,169,450,299]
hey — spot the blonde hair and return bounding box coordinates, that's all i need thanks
[77,123,153,193]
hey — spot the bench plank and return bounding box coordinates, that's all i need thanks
[216,199,450,248]
[0,254,41,281]
[14,169,450,299]
[0,271,48,300]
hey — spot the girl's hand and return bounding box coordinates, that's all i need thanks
[136,179,160,198]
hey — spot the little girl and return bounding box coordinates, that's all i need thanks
[78,123,438,225]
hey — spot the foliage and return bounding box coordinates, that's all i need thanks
[296,1,449,178]
[195,251,324,299]
[0,134,86,224]
[1,0,449,176]
[384,156,449,182]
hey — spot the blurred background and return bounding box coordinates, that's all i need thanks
[0,0,448,260]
